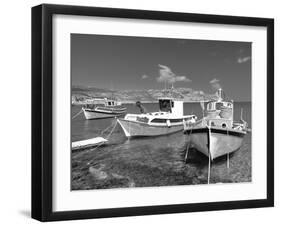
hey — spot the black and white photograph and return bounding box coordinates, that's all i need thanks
[71,34,252,190]
[29,2,274,222]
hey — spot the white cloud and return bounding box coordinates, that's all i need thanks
[210,78,220,84]
[237,56,251,64]
[141,74,148,79]
[210,78,221,90]
[157,64,192,84]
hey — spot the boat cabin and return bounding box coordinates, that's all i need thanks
[104,99,121,107]
[124,97,195,126]
[158,98,183,117]
[84,98,122,110]
[203,89,234,128]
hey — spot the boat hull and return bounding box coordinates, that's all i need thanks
[117,118,184,137]
[72,137,108,151]
[83,108,125,120]
[185,127,246,160]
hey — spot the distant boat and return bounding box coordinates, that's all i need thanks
[82,98,126,120]
[183,88,248,160]
[117,98,197,138]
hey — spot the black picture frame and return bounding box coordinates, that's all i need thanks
[32,4,274,222]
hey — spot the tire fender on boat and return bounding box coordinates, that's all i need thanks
[167,119,171,128]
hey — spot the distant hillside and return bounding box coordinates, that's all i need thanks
[72,85,111,93]
[71,86,216,105]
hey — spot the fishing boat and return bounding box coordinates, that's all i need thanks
[117,98,197,138]
[82,98,126,120]
[183,88,248,160]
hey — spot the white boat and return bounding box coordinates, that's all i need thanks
[82,98,126,120]
[184,88,248,160]
[117,98,197,138]
[72,137,108,151]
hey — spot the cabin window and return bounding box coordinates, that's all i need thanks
[159,99,172,112]
[170,119,183,123]
[222,123,226,128]
[216,102,224,109]
[108,102,111,106]
[151,118,167,123]
[136,117,149,123]
[207,102,215,111]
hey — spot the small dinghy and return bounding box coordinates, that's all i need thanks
[72,137,108,151]
[117,98,197,138]
[184,88,248,160]
[82,98,126,120]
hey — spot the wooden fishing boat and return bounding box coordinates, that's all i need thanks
[117,98,197,138]
[184,88,248,160]
[82,98,126,120]
[72,137,108,151]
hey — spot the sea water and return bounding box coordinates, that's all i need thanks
[71,102,251,190]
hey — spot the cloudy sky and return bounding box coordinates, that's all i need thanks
[71,34,251,101]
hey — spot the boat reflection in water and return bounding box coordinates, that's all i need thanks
[117,98,197,138]
[184,88,249,161]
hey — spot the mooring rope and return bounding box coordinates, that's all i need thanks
[90,119,118,153]
[105,120,118,140]
[207,124,211,184]
[226,129,230,169]
[100,119,116,135]
[74,119,119,160]
[72,108,83,119]
[184,120,193,162]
